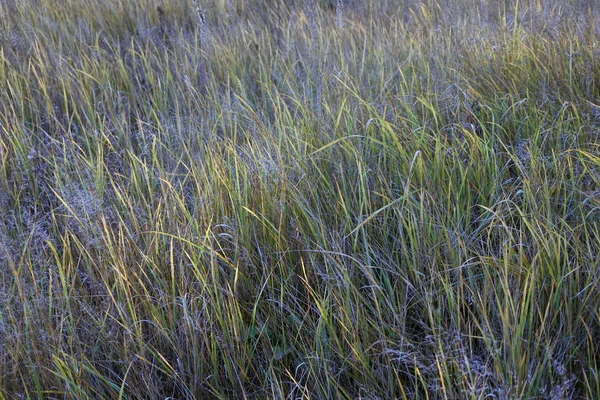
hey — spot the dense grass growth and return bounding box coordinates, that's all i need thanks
[1,0,599,398]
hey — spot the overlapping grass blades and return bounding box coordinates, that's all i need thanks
[0,0,599,398]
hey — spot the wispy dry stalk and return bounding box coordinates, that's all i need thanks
[336,0,345,28]
[191,0,206,47]
[191,0,208,95]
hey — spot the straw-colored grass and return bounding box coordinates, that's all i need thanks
[1,0,599,398]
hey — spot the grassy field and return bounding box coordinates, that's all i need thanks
[0,0,599,398]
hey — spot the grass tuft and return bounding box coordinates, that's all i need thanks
[1,0,599,398]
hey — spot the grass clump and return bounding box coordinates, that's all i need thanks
[1,0,599,398]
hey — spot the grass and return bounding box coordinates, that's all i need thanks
[0,0,599,398]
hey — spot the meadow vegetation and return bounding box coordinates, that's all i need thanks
[0,0,599,398]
